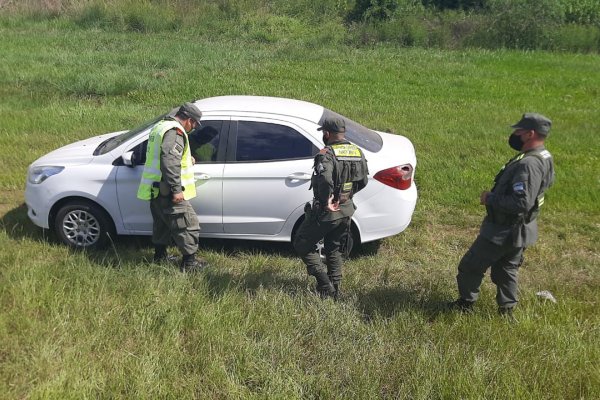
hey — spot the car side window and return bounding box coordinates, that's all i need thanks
[235,121,317,162]
[189,120,223,163]
[131,140,147,165]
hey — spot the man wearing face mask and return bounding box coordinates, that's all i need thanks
[137,102,208,272]
[293,117,369,299]
[449,113,555,316]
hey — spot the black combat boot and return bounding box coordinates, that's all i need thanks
[153,245,178,264]
[153,245,168,263]
[180,254,209,272]
[314,271,335,299]
[332,282,341,301]
[498,306,516,322]
[447,298,475,313]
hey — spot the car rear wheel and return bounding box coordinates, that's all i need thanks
[291,217,358,260]
[54,201,114,250]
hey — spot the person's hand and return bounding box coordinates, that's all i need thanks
[172,192,184,204]
[480,191,491,205]
[325,194,340,212]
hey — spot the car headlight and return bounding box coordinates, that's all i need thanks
[28,166,65,184]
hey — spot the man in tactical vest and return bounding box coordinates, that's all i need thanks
[449,113,555,316]
[137,102,208,272]
[293,117,369,299]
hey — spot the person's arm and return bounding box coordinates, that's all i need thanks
[160,129,185,198]
[314,152,336,205]
[486,158,543,214]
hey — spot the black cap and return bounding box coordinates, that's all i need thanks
[511,113,552,136]
[317,117,346,133]
[178,102,203,126]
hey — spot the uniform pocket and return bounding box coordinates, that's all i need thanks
[169,213,187,230]
[184,210,200,231]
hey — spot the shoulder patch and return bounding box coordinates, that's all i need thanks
[513,182,525,193]
[170,143,184,156]
[539,150,552,159]
[319,148,328,155]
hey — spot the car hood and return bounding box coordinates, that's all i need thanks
[30,131,125,167]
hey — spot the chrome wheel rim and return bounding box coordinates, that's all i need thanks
[62,210,101,247]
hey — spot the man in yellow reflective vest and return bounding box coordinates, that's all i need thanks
[137,102,207,272]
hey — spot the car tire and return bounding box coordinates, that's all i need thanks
[54,201,115,250]
[291,216,361,259]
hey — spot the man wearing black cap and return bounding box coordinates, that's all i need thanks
[137,102,208,272]
[293,117,369,299]
[449,113,555,316]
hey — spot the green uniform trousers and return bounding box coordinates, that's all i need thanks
[150,196,200,256]
[293,214,350,288]
[457,235,524,308]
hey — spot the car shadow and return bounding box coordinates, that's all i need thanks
[4,204,445,318]
[0,203,50,244]
[1,203,376,261]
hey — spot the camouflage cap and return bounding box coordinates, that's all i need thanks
[511,113,552,136]
[178,102,203,125]
[317,117,346,133]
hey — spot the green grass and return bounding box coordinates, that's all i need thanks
[1,19,599,399]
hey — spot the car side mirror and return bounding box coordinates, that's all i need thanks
[122,151,136,167]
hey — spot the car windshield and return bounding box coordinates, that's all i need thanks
[94,111,174,155]
[319,109,383,153]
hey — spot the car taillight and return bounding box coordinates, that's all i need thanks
[373,164,413,190]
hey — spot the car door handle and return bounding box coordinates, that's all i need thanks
[287,173,311,180]
[195,173,211,180]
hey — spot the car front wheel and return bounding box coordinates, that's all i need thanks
[54,201,114,249]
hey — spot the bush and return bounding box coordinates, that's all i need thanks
[559,0,600,25]
[550,23,600,52]
[421,0,487,10]
[75,1,180,32]
[347,0,400,22]
[2,0,599,52]
[242,15,310,44]
[479,0,565,49]
[268,0,351,23]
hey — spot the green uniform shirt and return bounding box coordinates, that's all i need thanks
[159,128,186,197]
[481,145,555,247]
[311,140,369,222]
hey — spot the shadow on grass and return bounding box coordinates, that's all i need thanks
[0,203,298,259]
[2,203,375,262]
[0,203,50,243]
[356,285,450,323]
[5,204,439,315]
[201,267,308,299]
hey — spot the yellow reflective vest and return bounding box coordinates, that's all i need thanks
[137,119,196,201]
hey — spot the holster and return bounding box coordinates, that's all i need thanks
[305,200,321,222]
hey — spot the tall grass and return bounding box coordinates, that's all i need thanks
[0,18,599,399]
[1,0,599,51]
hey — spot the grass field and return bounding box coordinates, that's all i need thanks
[1,19,599,399]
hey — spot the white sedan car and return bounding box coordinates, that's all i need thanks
[25,96,417,253]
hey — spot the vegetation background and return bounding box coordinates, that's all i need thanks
[2,0,600,51]
[0,0,599,398]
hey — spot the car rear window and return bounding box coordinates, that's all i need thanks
[319,109,383,153]
[234,121,317,162]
